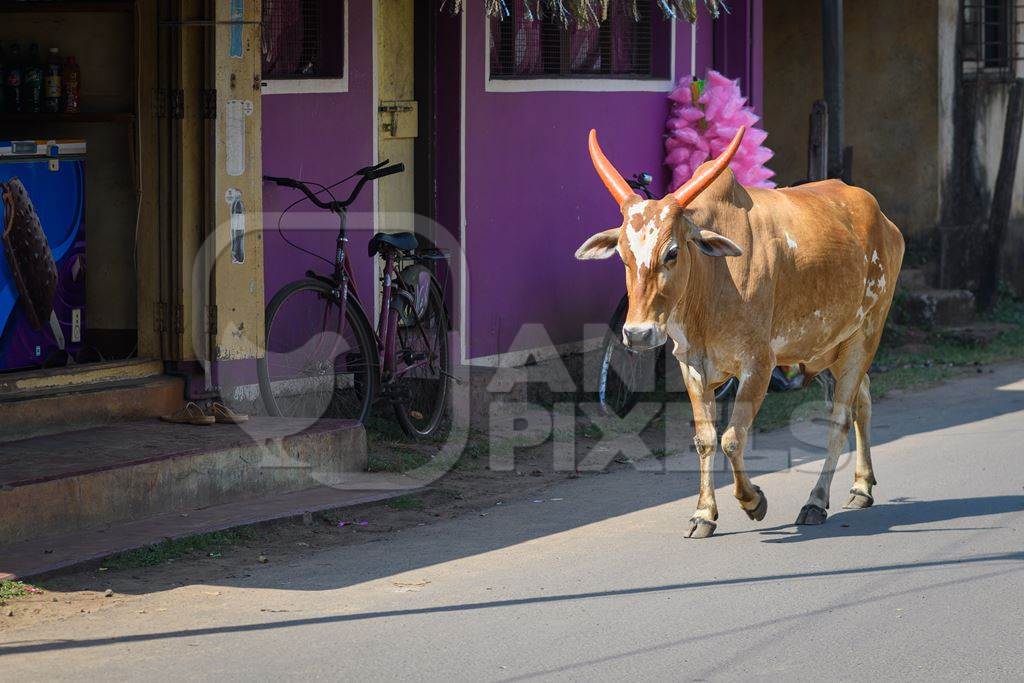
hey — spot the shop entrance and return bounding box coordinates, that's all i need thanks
[0,1,152,375]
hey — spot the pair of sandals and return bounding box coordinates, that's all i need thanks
[161,402,249,426]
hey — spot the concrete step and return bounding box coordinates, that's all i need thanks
[900,288,976,328]
[0,360,184,443]
[0,480,414,580]
[0,417,367,546]
[897,267,930,292]
[931,322,1015,347]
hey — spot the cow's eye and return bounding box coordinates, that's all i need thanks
[664,245,679,264]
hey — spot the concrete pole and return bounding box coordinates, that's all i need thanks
[821,0,844,179]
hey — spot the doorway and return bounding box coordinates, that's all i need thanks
[376,0,417,235]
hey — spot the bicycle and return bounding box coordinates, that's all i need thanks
[259,161,451,438]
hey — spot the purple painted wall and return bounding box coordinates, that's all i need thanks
[261,0,376,304]
[258,1,762,364]
[462,5,714,360]
[713,0,764,111]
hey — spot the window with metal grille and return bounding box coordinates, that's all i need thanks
[489,1,669,79]
[961,0,1024,80]
[262,0,344,79]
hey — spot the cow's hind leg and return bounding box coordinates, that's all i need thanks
[844,374,877,509]
[797,340,870,525]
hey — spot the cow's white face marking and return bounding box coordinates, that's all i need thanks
[785,231,798,250]
[770,335,788,353]
[871,250,880,264]
[626,217,661,271]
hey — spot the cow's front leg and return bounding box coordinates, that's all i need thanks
[683,369,719,539]
[720,365,772,521]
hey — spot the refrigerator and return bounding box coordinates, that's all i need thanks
[0,139,87,372]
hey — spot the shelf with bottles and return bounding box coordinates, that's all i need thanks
[2,42,86,121]
[0,110,133,124]
[0,2,134,14]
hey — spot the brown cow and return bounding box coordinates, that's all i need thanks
[575,127,904,538]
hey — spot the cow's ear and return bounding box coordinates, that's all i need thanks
[575,228,621,260]
[692,228,742,257]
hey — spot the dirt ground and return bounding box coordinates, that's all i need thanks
[1,348,1011,633]
[0,422,639,633]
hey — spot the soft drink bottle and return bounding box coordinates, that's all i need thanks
[0,45,6,113]
[62,55,80,114]
[5,44,23,114]
[23,44,43,114]
[43,47,61,113]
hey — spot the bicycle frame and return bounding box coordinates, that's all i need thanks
[375,249,439,380]
[265,163,441,385]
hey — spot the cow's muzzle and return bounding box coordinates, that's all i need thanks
[622,323,667,351]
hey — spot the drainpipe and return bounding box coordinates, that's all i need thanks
[821,0,844,180]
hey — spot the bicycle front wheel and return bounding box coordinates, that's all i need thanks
[599,294,661,417]
[258,279,378,423]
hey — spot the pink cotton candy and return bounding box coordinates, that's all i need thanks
[664,70,776,191]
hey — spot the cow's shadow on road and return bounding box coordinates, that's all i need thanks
[751,494,1024,543]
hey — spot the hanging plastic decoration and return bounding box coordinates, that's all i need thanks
[441,0,729,26]
[665,70,776,191]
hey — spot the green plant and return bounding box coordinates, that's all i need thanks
[1,580,43,600]
[100,527,260,570]
[386,495,426,511]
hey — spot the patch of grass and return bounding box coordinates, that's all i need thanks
[754,383,826,432]
[461,437,489,460]
[752,299,1024,431]
[100,527,260,570]
[367,449,433,473]
[386,495,426,511]
[1,580,43,600]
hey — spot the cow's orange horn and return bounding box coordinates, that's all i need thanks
[672,126,746,208]
[588,129,635,207]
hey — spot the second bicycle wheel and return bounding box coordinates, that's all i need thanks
[599,294,662,418]
[258,279,378,423]
[392,266,450,438]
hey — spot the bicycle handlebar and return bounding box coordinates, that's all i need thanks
[366,163,404,180]
[263,160,405,210]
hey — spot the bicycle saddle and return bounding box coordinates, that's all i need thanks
[368,231,418,257]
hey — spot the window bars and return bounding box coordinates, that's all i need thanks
[962,0,1024,80]
[489,0,658,78]
[262,0,329,79]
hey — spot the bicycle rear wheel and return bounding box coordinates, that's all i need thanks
[258,279,378,423]
[391,269,450,438]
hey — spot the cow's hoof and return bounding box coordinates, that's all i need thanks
[686,518,717,539]
[843,490,874,510]
[795,504,828,525]
[745,486,768,521]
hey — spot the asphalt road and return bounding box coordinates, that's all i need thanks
[3,365,1024,681]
